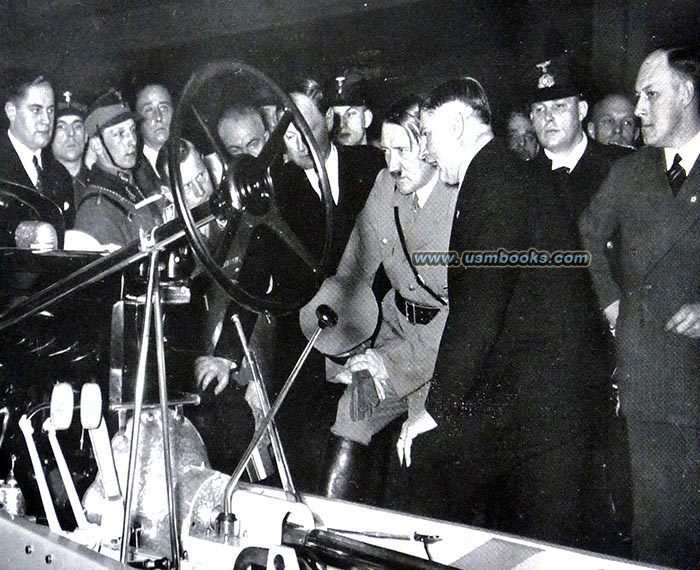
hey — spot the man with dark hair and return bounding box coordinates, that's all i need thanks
[314,96,458,501]
[0,73,74,231]
[74,90,161,248]
[403,77,617,552]
[581,46,700,568]
[156,138,214,213]
[134,84,174,217]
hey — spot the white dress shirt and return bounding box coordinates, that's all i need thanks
[8,129,42,188]
[143,144,160,175]
[304,144,340,205]
[664,129,700,174]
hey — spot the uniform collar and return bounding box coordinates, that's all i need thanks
[544,132,588,172]
[414,171,439,208]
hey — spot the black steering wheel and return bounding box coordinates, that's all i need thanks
[168,61,333,315]
[0,180,65,248]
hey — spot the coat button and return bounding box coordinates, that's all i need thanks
[691,196,697,203]
[644,283,652,291]
[381,238,388,244]
[408,284,415,291]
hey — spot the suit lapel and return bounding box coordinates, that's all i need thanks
[0,133,34,189]
[642,148,700,275]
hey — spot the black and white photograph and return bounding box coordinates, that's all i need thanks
[0,1,699,569]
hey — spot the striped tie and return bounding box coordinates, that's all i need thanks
[32,155,44,192]
[667,153,686,196]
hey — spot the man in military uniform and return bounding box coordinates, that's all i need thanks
[74,90,162,248]
[329,76,375,147]
[51,91,88,202]
[313,95,458,502]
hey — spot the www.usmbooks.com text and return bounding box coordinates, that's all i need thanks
[412,249,591,268]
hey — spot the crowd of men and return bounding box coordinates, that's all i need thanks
[1,45,699,569]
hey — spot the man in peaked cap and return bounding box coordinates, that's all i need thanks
[0,72,75,231]
[51,91,88,200]
[529,57,629,213]
[527,56,632,553]
[329,76,375,146]
[74,89,162,248]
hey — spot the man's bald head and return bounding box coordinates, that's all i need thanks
[217,105,268,158]
[587,94,638,148]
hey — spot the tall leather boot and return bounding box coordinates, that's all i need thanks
[317,436,367,502]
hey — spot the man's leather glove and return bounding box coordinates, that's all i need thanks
[347,349,388,421]
[350,369,380,421]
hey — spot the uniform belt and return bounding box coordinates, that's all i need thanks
[395,290,440,325]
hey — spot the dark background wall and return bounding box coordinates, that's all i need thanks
[0,0,698,126]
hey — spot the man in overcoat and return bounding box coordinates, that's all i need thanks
[405,77,617,552]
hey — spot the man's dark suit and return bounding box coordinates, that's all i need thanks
[0,130,74,234]
[580,146,700,568]
[196,144,385,491]
[134,151,164,199]
[410,139,617,552]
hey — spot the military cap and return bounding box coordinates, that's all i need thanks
[84,89,137,137]
[299,276,378,357]
[528,57,582,105]
[55,90,87,120]
[328,76,371,108]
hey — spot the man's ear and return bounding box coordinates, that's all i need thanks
[679,78,695,109]
[89,136,103,156]
[5,101,16,124]
[325,108,334,132]
[452,108,467,140]
[577,100,589,122]
[586,121,596,140]
[363,109,373,128]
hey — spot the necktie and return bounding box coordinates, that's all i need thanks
[32,155,44,192]
[411,192,420,214]
[667,153,686,196]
